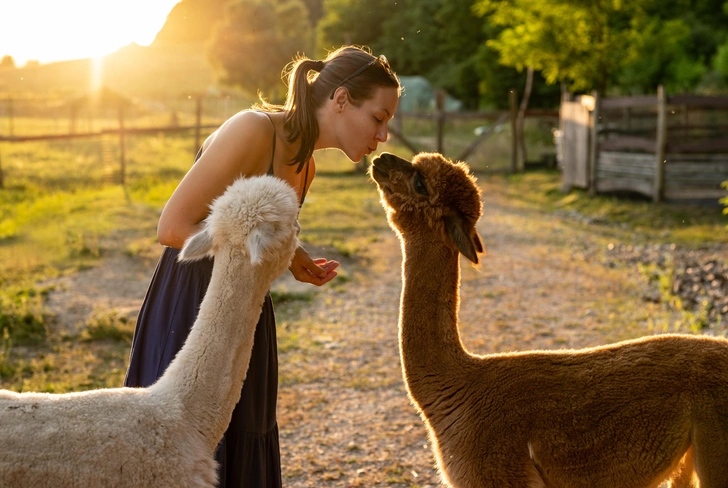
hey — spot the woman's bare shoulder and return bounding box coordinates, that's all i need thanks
[202,110,276,166]
[223,109,275,133]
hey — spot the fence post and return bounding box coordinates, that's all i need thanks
[393,112,403,138]
[436,90,445,154]
[509,89,518,173]
[118,105,126,186]
[69,104,77,135]
[194,95,203,154]
[654,85,666,203]
[588,90,600,196]
[7,97,14,136]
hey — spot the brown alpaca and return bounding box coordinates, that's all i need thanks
[370,151,728,488]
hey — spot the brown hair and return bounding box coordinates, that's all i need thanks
[257,46,400,173]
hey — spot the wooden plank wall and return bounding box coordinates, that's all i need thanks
[596,151,654,197]
[583,87,728,202]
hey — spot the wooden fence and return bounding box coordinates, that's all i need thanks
[389,89,558,171]
[0,89,560,187]
[0,94,233,187]
[560,86,728,202]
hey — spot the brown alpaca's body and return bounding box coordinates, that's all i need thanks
[373,152,728,488]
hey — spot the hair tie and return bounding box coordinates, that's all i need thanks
[311,60,325,72]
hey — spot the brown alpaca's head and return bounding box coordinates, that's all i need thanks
[370,152,484,264]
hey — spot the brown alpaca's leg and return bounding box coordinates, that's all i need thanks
[692,421,728,488]
[667,446,697,488]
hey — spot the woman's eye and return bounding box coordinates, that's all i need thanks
[374,117,382,123]
[414,174,428,195]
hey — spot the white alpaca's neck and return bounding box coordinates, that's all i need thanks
[399,236,470,408]
[150,249,271,449]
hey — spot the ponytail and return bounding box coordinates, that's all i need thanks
[283,58,322,173]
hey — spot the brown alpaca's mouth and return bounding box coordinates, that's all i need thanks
[371,152,411,188]
[370,156,390,189]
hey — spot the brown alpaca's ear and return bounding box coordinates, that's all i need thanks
[444,213,483,264]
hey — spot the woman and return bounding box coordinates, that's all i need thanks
[124,45,401,487]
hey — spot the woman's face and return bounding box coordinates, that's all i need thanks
[336,86,400,162]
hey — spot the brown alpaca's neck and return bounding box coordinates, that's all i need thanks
[150,249,271,450]
[399,237,469,404]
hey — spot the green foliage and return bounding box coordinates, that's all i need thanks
[477,0,642,93]
[316,0,390,54]
[721,181,728,230]
[715,40,728,78]
[0,287,48,346]
[475,0,728,94]
[0,327,13,379]
[270,289,317,304]
[80,311,134,344]
[619,17,706,94]
[317,0,560,109]
[504,170,728,245]
[208,0,313,101]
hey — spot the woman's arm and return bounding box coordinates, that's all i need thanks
[157,111,273,249]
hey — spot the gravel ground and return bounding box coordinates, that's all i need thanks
[41,175,727,487]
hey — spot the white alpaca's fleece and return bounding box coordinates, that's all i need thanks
[0,175,299,488]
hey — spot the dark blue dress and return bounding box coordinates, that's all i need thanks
[125,113,305,487]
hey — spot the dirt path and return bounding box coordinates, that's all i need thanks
[41,175,724,487]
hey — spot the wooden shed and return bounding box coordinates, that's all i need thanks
[559,86,728,202]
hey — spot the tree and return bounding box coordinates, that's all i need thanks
[208,0,312,102]
[152,0,227,45]
[318,0,502,109]
[476,0,645,94]
[0,55,16,70]
[618,17,706,94]
[476,0,728,95]
[316,0,391,54]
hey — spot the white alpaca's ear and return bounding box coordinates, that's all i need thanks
[444,213,483,264]
[179,227,214,262]
[247,222,275,265]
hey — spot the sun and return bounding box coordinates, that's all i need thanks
[0,0,181,66]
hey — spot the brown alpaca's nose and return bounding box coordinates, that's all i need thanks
[372,152,411,172]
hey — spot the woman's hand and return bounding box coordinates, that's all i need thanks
[289,245,339,286]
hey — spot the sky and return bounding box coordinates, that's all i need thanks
[0,0,182,66]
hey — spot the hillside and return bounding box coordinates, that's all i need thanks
[0,0,229,101]
[0,42,218,100]
[152,0,227,46]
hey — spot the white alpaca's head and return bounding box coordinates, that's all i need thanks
[370,152,484,264]
[179,175,299,274]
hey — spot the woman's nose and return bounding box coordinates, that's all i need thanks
[376,125,388,142]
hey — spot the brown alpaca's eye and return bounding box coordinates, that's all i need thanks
[414,173,428,195]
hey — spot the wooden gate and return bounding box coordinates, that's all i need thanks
[559,99,591,190]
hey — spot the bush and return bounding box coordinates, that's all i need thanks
[721,181,728,231]
[80,310,134,344]
[0,288,48,345]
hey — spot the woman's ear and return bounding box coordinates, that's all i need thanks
[332,88,348,111]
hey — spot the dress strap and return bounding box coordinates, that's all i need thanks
[262,111,309,207]
[262,113,276,176]
[299,158,310,206]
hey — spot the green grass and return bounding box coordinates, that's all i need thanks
[495,169,728,246]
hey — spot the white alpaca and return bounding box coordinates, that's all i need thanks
[0,175,299,488]
[371,151,728,488]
